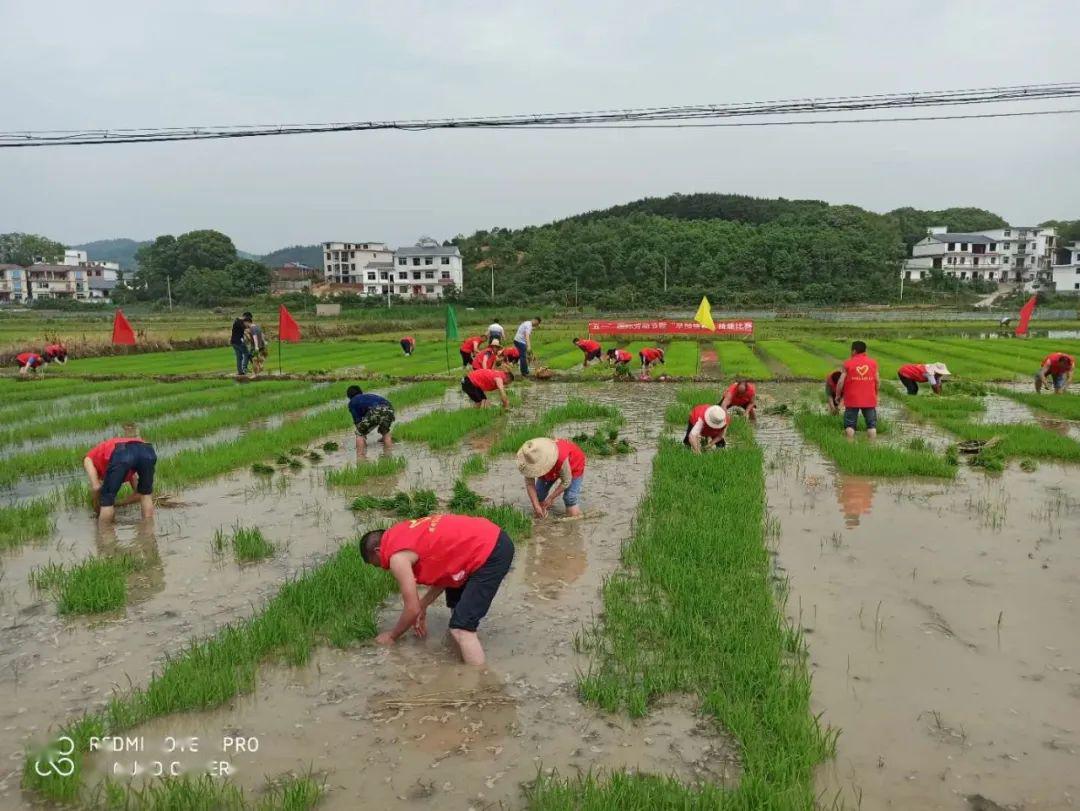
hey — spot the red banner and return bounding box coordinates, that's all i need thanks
[111,309,136,345]
[588,319,753,336]
[1015,295,1037,337]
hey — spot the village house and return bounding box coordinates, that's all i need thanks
[902,225,1058,292]
[320,237,462,299]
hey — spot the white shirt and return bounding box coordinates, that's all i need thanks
[488,322,504,336]
[514,320,533,344]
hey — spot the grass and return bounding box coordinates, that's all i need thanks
[755,340,838,379]
[395,402,509,449]
[447,480,533,538]
[213,525,276,562]
[715,341,772,379]
[23,542,394,803]
[492,398,624,455]
[322,440,340,451]
[793,411,955,478]
[85,772,324,810]
[351,489,438,518]
[661,341,700,377]
[460,453,489,478]
[325,455,407,486]
[996,387,1080,419]
[0,498,54,549]
[937,419,1080,463]
[555,424,832,807]
[884,389,987,419]
[28,554,139,614]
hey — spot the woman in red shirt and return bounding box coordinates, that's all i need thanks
[15,352,46,375]
[400,336,416,356]
[461,368,513,408]
[83,431,157,523]
[516,437,586,518]
[573,337,603,367]
[897,362,950,395]
[684,404,728,453]
[825,370,843,414]
[1035,352,1074,393]
[360,514,515,666]
[639,347,665,372]
[471,339,501,370]
[459,335,484,368]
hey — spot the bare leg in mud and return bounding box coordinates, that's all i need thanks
[450,629,486,666]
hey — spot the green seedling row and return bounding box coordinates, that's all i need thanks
[28,554,139,614]
[85,772,323,810]
[661,341,700,377]
[937,418,1080,463]
[0,498,55,549]
[714,341,772,379]
[755,340,839,379]
[460,453,489,478]
[325,456,407,486]
[395,390,519,449]
[995,388,1080,420]
[492,399,624,455]
[213,525,276,562]
[886,338,1025,378]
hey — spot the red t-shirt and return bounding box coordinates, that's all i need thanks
[842,354,879,408]
[826,371,842,393]
[898,363,928,382]
[688,404,726,439]
[577,339,601,354]
[640,348,663,362]
[402,336,415,346]
[501,346,521,361]
[725,382,756,407]
[612,349,632,364]
[540,439,587,482]
[44,343,66,358]
[467,369,508,391]
[459,336,484,353]
[379,515,500,588]
[1044,353,1074,375]
[86,437,144,483]
[16,352,44,367]
[471,348,498,370]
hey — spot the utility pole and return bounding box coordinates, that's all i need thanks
[490,259,495,303]
[663,256,668,293]
[166,275,173,310]
[574,276,579,308]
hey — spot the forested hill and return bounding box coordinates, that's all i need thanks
[260,244,323,268]
[452,193,1011,307]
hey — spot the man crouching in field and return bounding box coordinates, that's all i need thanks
[83,425,157,523]
[360,515,515,666]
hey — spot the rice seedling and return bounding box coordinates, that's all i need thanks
[492,399,623,454]
[84,771,324,810]
[321,440,340,451]
[286,458,304,471]
[395,405,506,449]
[23,542,394,802]
[460,453,489,478]
[891,337,1031,378]
[275,454,291,465]
[968,442,1007,473]
[351,489,438,519]
[251,462,275,475]
[448,480,532,537]
[996,387,1080,420]
[715,341,773,379]
[213,525,276,562]
[565,423,832,807]
[660,341,700,377]
[287,447,305,456]
[793,411,954,478]
[755,340,838,379]
[306,450,322,462]
[28,554,139,615]
[884,389,986,420]
[571,427,632,457]
[0,498,54,549]
[1020,458,1038,472]
[936,419,1080,463]
[325,455,406,486]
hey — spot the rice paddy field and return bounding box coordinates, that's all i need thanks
[2,326,1080,810]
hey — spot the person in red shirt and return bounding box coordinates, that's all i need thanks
[720,380,757,422]
[459,335,484,367]
[400,336,416,356]
[825,370,842,414]
[684,404,728,453]
[573,337,603,367]
[471,339,501,370]
[461,368,513,408]
[83,427,157,523]
[360,514,515,665]
[1035,352,1074,394]
[500,344,521,364]
[607,348,633,377]
[15,352,46,375]
[516,437,586,518]
[43,343,68,364]
[835,340,879,439]
[897,362,951,395]
[639,347,665,373]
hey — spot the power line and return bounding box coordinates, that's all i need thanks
[1,82,1077,148]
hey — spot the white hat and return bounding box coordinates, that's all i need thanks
[517,438,559,477]
[926,363,952,376]
[704,406,727,429]
[490,337,501,347]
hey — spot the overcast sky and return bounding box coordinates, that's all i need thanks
[2,1,1078,254]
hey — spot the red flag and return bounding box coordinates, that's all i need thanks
[278,304,301,342]
[111,309,136,345]
[1015,295,1037,337]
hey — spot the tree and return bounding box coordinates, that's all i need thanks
[226,258,272,296]
[0,232,65,266]
[133,229,239,301]
[174,230,237,274]
[173,267,237,305]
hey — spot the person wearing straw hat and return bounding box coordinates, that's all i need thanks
[897,362,951,395]
[517,437,586,518]
[472,338,501,370]
[684,404,728,453]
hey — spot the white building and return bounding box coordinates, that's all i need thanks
[902,225,1057,290]
[321,237,463,299]
[62,248,121,285]
[322,241,394,286]
[1051,241,1080,294]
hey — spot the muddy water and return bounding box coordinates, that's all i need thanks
[759,415,1080,809]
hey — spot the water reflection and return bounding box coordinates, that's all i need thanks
[835,474,877,528]
[523,519,587,599]
[95,520,165,604]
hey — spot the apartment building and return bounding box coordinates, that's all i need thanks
[0,264,26,302]
[322,241,394,285]
[321,237,463,299]
[902,225,1057,290]
[1051,241,1080,294]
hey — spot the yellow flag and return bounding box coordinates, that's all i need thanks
[693,296,715,331]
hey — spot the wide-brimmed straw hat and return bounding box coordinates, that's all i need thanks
[927,363,952,376]
[517,437,559,477]
[490,337,501,347]
[705,405,727,429]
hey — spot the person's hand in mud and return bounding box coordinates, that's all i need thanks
[413,608,428,639]
[375,632,395,646]
[533,503,548,519]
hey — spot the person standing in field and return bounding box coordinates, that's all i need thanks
[472,339,501,370]
[400,335,416,356]
[517,437,586,519]
[246,318,268,376]
[513,317,541,376]
[836,340,879,440]
[1035,352,1074,394]
[43,343,68,364]
[15,352,47,375]
[825,369,843,414]
[573,337,603,367]
[230,312,252,376]
[346,385,395,454]
[897,362,951,395]
[83,426,157,523]
[462,367,512,409]
[459,334,485,368]
[487,319,505,344]
[721,379,758,422]
[360,514,515,666]
[684,404,728,453]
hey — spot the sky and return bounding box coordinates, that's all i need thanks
[2,1,1079,254]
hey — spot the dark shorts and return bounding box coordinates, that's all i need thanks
[100,441,156,507]
[584,349,602,361]
[1037,372,1068,391]
[461,377,487,403]
[400,340,413,355]
[843,407,878,430]
[898,373,920,395]
[355,404,395,436]
[460,349,473,367]
[446,531,515,631]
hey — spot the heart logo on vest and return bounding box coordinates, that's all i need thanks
[856,365,869,376]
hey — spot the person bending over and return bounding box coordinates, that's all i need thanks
[346,385,395,454]
[83,427,157,523]
[1035,352,1074,394]
[721,379,757,422]
[684,404,728,453]
[517,437,586,518]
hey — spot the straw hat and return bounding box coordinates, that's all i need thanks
[490,337,501,347]
[705,406,727,429]
[927,363,952,376]
[517,438,559,477]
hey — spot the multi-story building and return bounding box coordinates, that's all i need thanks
[322,241,394,286]
[271,262,321,293]
[902,225,1057,290]
[320,237,463,299]
[0,264,27,303]
[1051,241,1080,294]
[26,264,90,300]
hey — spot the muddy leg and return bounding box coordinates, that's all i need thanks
[355,433,367,456]
[381,431,393,450]
[139,494,155,520]
[450,628,486,666]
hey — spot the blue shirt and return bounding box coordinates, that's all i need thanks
[348,393,390,423]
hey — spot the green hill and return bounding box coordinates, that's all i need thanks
[260,244,323,268]
[72,238,148,270]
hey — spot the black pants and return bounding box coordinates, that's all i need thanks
[100,441,157,507]
[446,532,515,631]
[461,377,487,403]
[400,340,413,356]
[898,372,919,395]
[460,349,473,368]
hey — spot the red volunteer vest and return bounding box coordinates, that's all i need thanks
[379,515,500,588]
[540,439,587,482]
